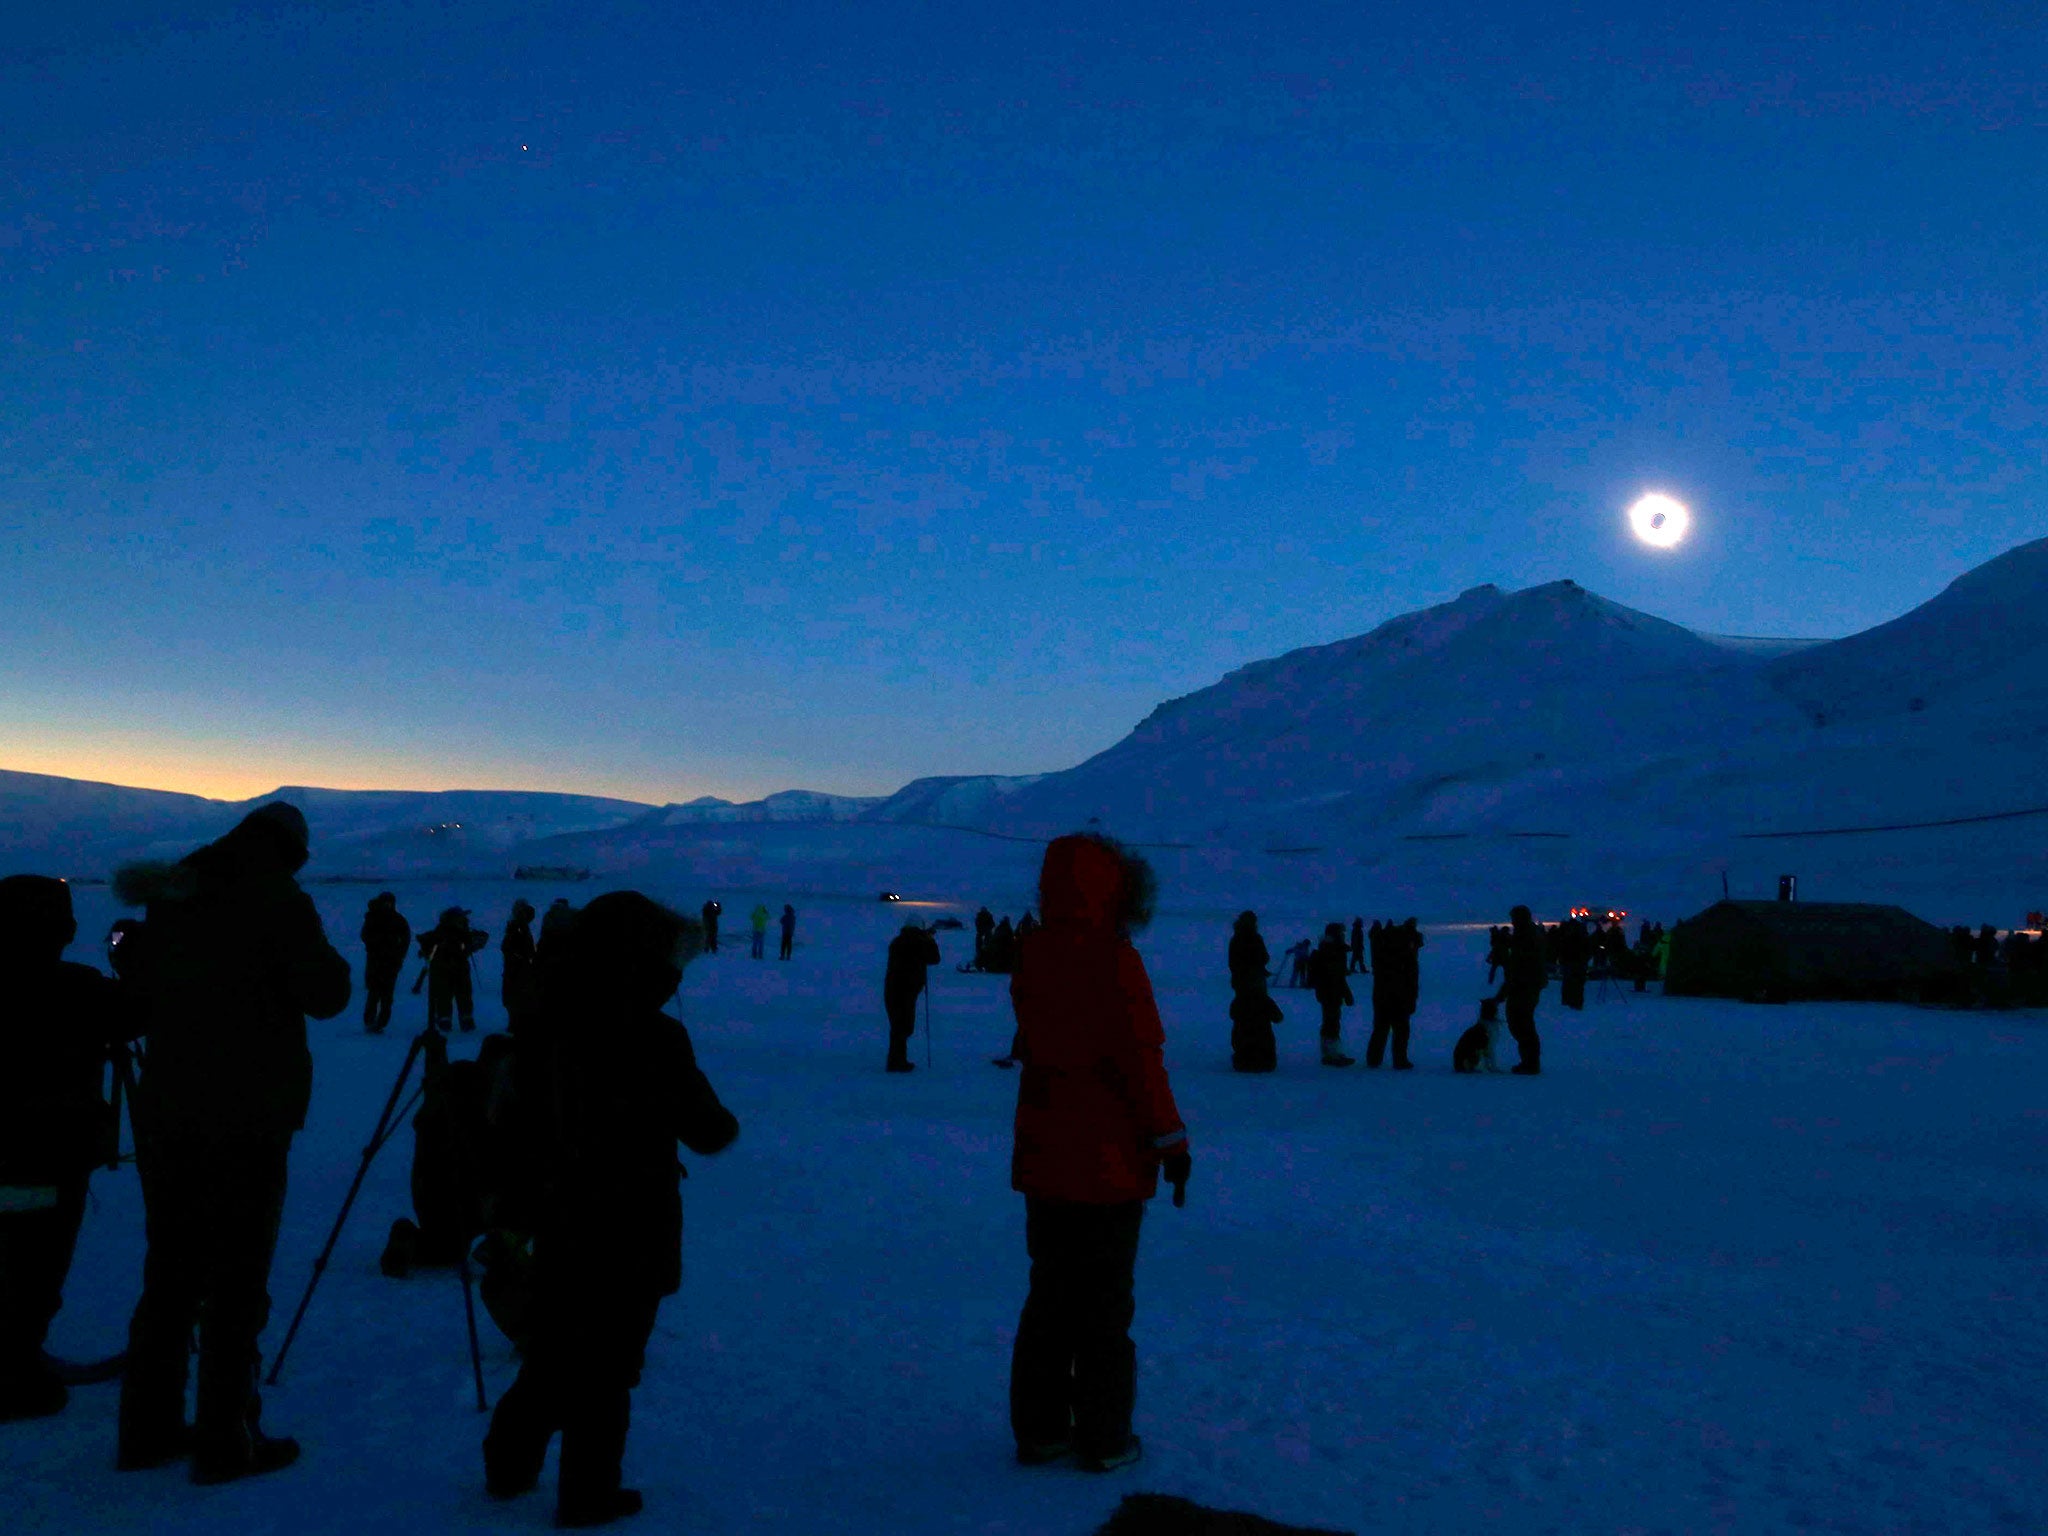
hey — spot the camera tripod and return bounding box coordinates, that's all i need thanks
[267,1028,489,1411]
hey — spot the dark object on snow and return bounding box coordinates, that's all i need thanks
[1093,1493,1351,1536]
[778,904,796,960]
[699,899,720,953]
[501,901,539,1032]
[376,1031,502,1276]
[1664,900,1955,1003]
[879,890,902,903]
[1366,918,1422,1068]
[1091,1492,1354,1536]
[113,804,349,1481]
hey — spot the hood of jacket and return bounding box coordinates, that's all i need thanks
[1038,834,1126,935]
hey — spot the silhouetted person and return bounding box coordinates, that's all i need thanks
[115,802,350,1483]
[1494,905,1546,1075]
[418,908,488,1033]
[483,892,738,1528]
[883,923,941,1072]
[975,906,996,969]
[543,898,575,949]
[0,875,136,1422]
[501,899,539,1035]
[700,900,720,954]
[990,915,1017,974]
[1554,916,1591,1010]
[1016,910,1038,941]
[778,904,796,961]
[1367,918,1422,1069]
[748,903,770,960]
[1349,917,1366,975]
[1307,923,1354,1067]
[359,892,411,1035]
[1227,911,1277,1073]
[1008,834,1186,1474]
[1285,938,1312,989]
[1485,925,1508,985]
[1974,924,2001,968]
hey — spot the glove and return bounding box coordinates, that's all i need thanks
[1161,1147,1191,1208]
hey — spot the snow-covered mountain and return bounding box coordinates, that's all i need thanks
[970,538,2048,847]
[647,791,884,825]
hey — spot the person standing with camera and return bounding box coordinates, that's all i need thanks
[882,921,941,1072]
[483,892,738,1529]
[113,802,350,1483]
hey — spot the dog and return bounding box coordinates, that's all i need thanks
[1093,1493,1353,1536]
[1453,996,1503,1074]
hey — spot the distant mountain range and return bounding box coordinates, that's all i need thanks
[6,536,2045,882]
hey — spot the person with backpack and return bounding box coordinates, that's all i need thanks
[1007,834,1187,1474]
[483,892,738,1529]
[359,893,411,1035]
[0,875,138,1422]
[417,909,488,1033]
[114,802,351,1483]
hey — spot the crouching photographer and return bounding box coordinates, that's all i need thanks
[483,891,739,1530]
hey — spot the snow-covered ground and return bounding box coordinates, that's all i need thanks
[8,868,2044,1536]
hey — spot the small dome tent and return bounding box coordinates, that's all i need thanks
[1664,900,1954,1003]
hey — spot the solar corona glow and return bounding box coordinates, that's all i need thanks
[1628,493,1692,550]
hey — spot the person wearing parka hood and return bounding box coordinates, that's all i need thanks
[1006,833,1188,1475]
[111,800,350,1485]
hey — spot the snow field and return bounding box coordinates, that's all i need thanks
[6,877,2044,1535]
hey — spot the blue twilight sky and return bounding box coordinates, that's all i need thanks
[4,1,2045,802]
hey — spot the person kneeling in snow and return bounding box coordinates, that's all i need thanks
[483,892,738,1529]
[1007,834,1188,1474]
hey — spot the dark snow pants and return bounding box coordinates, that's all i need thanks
[1317,996,1344,1044]
[1010,1197,1143,1460]
[485,1268,661,1517]
[0,1174,88,1381]
[1506,996,1542,1070]
[1560,964,1586,1011]
[122,1134,290,1451]
[429,967,474,1033]
[1365,1009,1411,1068]
[363,959,401,1033]
[885,989,919,1069]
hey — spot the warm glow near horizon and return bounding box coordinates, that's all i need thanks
[0,738,710,806]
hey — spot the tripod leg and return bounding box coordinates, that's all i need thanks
[267,1032,425,1385]
[460,1244,488,1412]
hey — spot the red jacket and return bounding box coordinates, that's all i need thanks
[1010,837,1186,1204]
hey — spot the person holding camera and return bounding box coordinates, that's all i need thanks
[882,921,941,1072]
[113,802,350,1483]
[0,876,137,1422]
[483,892,738,1529]
[417,907,488,1033]
[1007,834,1187,1475]
[358,892,411,1034]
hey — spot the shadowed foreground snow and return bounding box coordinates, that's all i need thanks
[8,881,2044,1536]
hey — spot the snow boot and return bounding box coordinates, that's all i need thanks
[1079,1435,1143,1474]
[1511,1062,1541,1076]
[190,1427,300,1486]
[557,1488,643,1528]
[0,1356,67,1422]
[1320,1046,1354,1068]
[1016,1437,1073,1466]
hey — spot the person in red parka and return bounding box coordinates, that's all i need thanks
[1007,833,1189,1475]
